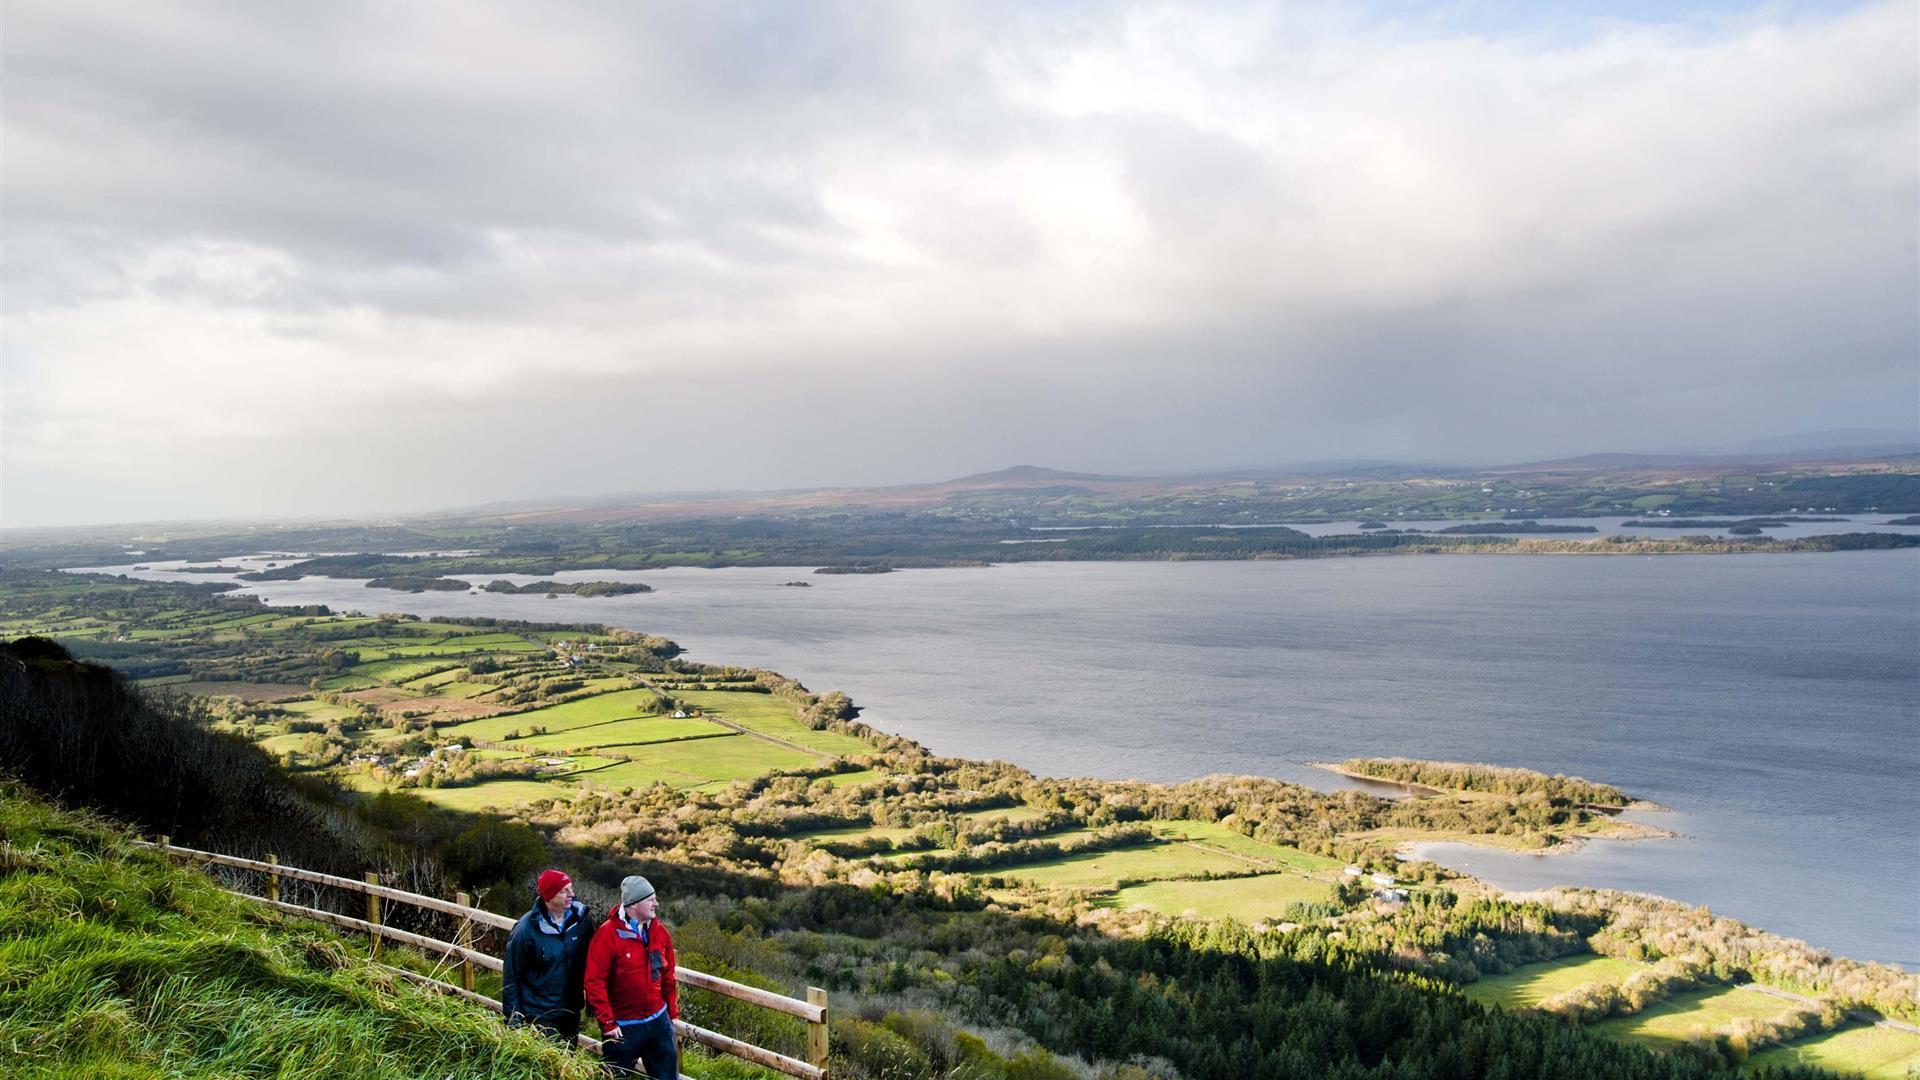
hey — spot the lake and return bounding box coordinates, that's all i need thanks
[79,550,1920,967]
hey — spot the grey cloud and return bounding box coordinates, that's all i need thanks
[1,1,1915,526]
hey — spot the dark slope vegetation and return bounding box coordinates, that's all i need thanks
[0,635,387,872]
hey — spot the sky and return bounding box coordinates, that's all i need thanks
[3,1,1916,527]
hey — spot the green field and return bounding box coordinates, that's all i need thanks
[422,679,497,699]
[526,629,621,644]
[277,699,357,723]
[402,667,465,688]
[961,805,1048,824]
[1591,986,1803,1047]
[578,734,819,790]
[1461,954,1645,1010]
[356,642,508,658]
[566,676,639,695]
[675,690,874,756]
[435,632,540,645]
[1107,873,1334,921]
[994,841,1258,889]
[511,715,724,752]
[1149,820,1341,871]
[439,689,662,741]
[1746,1021,1920,1079]
[346,658,463,683]
[257,733,309,756]
[407,779,581,812]
[389,621,522,636]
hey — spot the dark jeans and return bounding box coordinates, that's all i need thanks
[529,1010,579,1047]
[601,1012,677,1078]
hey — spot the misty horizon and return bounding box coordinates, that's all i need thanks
[4,424,1915,533]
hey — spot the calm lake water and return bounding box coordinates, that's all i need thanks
[79,551,1920,967]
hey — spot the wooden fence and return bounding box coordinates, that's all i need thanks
[138,837,829,1080]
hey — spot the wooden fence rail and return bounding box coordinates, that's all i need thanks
[138,838,828,1080]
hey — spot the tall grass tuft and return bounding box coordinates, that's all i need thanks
[0,779,600,1079]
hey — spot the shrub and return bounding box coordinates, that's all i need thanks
[836,1017,934,1080]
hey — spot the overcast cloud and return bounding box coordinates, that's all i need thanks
[3,1,1915,526]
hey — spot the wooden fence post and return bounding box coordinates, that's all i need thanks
[807,986,829,1077]
[366,873,382,960]
[158,835,170,854]
[455,891,475,993]
[266,855,280,904]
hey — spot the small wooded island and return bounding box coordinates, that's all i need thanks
[480,580,652,596]
[361,577,652,595]
[1325,757,1633,807]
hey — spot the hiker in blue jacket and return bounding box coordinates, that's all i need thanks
[502,869,598,1045]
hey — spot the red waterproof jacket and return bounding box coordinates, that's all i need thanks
[582,905,678,1034]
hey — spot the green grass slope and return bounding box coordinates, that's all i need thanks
[0,780,597,1080]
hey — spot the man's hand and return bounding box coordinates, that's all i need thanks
[604,1025,624,1042]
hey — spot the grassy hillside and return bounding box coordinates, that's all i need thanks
[0,779,598,1080]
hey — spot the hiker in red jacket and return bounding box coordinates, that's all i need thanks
[583,875,678,1078]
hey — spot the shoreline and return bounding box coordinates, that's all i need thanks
[1309,761,1672,815]
[1308,761,1444,796]
[1396,816,1680,862]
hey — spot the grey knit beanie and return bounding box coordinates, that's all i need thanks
[620,875,655,906]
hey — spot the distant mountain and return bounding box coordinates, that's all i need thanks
[939,465,1137,486]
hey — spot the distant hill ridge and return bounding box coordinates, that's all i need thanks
[941,464,1137,486]
[453,440,1919,524]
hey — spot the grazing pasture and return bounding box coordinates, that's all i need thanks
[277,699,357,723]
[1107,873,1334,922]
[1746,1021,1920,1079]
[1149,820,1341,871]
[1590,985,1804,1046]
[1460,954,1644,1010]
[675,690,873,756]
[994,841,1255,889]
[511,715,723,753]
[345,658,462,683]
[438,689,662,742]
[410,779,582,812]
[177,681,307,701]
[582,734,820,789]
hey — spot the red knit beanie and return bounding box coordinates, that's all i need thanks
[536,869,572,902]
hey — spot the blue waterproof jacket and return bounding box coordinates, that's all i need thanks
[501,897,597,1024]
